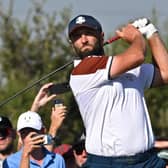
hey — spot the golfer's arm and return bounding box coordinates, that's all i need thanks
[110,35,145,78]
[148,33,168,86]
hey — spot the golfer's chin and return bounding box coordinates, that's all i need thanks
[81,46,93,52]
[78,47,102,59]
[80,50,94,58]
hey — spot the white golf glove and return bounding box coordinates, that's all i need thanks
[132,18,158,39]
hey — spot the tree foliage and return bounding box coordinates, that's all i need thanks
[0,0,83,145]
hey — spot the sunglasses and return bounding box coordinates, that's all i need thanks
[0,128,12,138]
[74,142,85,155]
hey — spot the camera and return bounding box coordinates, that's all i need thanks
[48,82,70,94]
[33,134,54,145]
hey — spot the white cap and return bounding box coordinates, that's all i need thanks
[17,111,43,131]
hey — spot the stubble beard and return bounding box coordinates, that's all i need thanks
[74,40,104,59]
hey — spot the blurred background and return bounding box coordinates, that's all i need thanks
[0,0,168,149]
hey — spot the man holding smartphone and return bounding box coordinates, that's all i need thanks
[3,111,66,168]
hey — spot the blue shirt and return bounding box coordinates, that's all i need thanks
[3,148,65,168]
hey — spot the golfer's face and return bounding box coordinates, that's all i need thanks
[70,28,102,58]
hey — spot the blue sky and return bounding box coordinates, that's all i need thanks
[2,0,168,38]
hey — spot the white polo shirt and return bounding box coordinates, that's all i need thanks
[70,55,155,156]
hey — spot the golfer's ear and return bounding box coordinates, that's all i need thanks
[101,32,104,45]
[101,32,104,37]
[68,39,76,52]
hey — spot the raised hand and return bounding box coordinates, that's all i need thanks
[31,83,56,112]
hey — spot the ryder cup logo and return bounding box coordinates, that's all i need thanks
[76,16,86,24]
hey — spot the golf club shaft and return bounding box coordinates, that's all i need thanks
[0,35,119,107]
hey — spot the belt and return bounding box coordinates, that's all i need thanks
[87,148,157,165]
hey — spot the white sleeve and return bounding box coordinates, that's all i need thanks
[70,56,113,96]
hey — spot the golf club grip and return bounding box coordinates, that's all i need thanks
[103,36,120,46]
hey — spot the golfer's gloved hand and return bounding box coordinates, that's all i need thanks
[132,18,158,39]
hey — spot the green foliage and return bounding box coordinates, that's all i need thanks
[145,87,168,137]
[0,0,83,145]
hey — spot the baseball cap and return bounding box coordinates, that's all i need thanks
[17,111,43,131]
[68,15,102,38]
[0,116,13,128]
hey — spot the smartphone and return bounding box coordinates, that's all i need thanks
[32,134,54,145]
[54,99,63,107]
[48,82,70,94]
[43,134,54,145]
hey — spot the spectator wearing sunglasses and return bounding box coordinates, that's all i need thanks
[72,137,87,167]
[53,134,87,168]
[0,116,16,168]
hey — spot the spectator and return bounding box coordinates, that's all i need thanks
[53,134,87,168]
[17,83,67,152]
[0,82,67,168]
[3,111,66,168]
[0,116,16,167]
[72,137,87,167]
[58,135,87,168]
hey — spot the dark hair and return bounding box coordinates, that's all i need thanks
[73,139,85,155]
[0,116,13,128]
